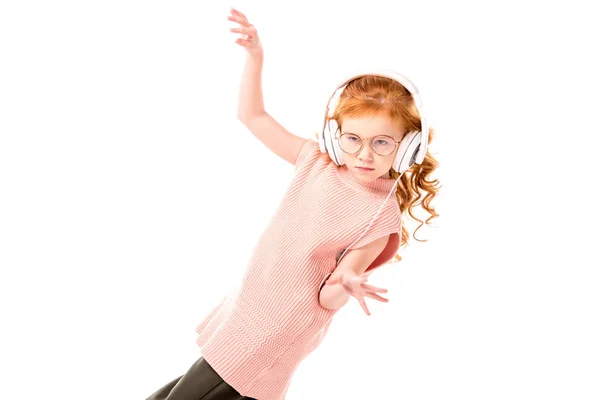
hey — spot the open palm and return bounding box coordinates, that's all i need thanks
[326,271,389,316]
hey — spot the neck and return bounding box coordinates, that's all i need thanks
[335,165,398,195]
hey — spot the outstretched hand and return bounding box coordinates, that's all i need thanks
[227,7,263,56]
[326,270,389,316]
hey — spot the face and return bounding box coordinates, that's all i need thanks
[339,114,404,182]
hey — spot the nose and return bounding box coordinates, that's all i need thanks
[357,139,374,161]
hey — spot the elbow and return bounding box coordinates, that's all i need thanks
[236,111,248,121]
[237,110,266,124]
[319,297,337,310]
[237,113,248,124]
[319,286,350,310]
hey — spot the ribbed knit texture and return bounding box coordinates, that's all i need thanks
[195,139,402,400]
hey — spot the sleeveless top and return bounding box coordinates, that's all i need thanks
[195,139,402,400]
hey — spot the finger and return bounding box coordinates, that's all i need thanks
[227,14,250,27]
[229,26,251,32]
[232,8,248,20]
[326,277,339,285]
[235,38,253,47]
[359,298,371,316]
[229,8,249,23]
[227,15,244,24]
[229,27,254,38]
[362,283,388,293]
[365,292,389,302]
[230,27,256,38]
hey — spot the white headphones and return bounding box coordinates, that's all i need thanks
[318,69,428,175]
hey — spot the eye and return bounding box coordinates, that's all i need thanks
[346,135,360,142]
[374,138,390,146]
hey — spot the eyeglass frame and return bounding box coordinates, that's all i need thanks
[334,131,402,156]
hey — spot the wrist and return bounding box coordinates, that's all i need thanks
[247,48,264,60]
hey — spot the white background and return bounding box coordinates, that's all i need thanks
[1,0,599,399]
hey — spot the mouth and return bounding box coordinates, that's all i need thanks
[355,166,375,172]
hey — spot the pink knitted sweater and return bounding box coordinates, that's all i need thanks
[195,139,401,400]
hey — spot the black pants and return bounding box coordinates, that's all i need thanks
[145,356,256,400]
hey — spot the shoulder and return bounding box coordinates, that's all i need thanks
[374,196,402,230]
[294,139,326,171]
[359,234,390,255]
[333,234,391,277]
[350,197,401,251]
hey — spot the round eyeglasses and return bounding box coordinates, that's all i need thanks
[336,132,401,156]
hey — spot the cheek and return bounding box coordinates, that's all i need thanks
[344,153,357,162]
[379,157,395,170]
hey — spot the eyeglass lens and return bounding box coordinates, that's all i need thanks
[339,133,396,156]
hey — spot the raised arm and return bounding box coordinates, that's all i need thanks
[228,8,307,165]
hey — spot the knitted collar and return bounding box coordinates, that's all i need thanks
[335,165,398,196]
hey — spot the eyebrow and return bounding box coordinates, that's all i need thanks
[342,131,394,137]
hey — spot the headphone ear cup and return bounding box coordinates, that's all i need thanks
[393,131,421,174]
[318,121,327,154]
[325,119,344,165]
[330,122,345,166]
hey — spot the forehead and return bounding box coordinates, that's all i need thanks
[341,114,403,138]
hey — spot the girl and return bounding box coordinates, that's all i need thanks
[145,7,440,400]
